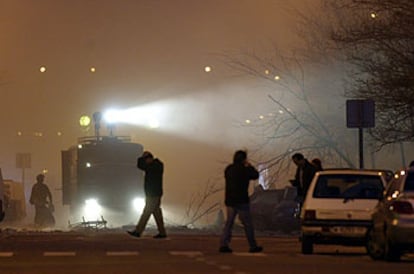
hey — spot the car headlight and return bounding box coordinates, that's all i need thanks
[132,197,145,212]
[83,198,102,220]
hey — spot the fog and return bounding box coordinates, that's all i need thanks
[1,0,412,229]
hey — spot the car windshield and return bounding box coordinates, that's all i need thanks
[313,174,384,199]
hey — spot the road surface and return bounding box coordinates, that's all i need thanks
[0,229,412,274]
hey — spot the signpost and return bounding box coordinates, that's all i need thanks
[346,100,375,169]
[16,153,31,189]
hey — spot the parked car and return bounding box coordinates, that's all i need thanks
[250,187,300,233]
[300,169,386,254]
[369,169,395,184]
[366,168,414,261]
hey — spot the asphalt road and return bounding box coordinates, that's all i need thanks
[0,229,413,274]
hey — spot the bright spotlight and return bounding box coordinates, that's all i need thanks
[103,109,122,124]
[132,197,145,212]
[148,119,160,129]
[83,198,102,220]
[103,104,166,129]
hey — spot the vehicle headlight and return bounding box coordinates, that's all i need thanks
[132,197,145,213]
[83,198,102,220]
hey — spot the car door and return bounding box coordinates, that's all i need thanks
[372,176,402,237]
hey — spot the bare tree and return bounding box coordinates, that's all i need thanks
[184,178,223,227]
[220,47,356,186]
[321,0,414,146]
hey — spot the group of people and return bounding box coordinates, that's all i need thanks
[217,151,320,253]
[126,149,264,253]
[290,153,322,206]
[128,149,319,254]
[28,148,319,254]
[27,147,414,254]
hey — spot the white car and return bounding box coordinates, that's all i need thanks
[300,169,387,254]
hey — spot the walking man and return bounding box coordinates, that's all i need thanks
[219,150,263,253]
[29,174,55,227]
[128,151,167,238]
[290,153,317,205]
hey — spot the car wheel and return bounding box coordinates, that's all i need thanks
[384,240,401,262]
[366,228,385,260]
[301,236,313,255]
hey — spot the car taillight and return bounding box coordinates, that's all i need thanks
[304,210,316,220]
[390,201,414,214]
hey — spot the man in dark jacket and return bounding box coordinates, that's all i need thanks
[290,153,317,203]
[219,150,263,253]
[128,151,167,238]
[29,174,55,227]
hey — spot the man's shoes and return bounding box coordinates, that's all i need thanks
[153,234,167,239]
[249,246,263,253]
[127,230,141,238]
[219,246,233,253]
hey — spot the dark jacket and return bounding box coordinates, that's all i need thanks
[293,159,317,198]
[30,183,52,207]
[137,157,164,197]
[224,163,259,206]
